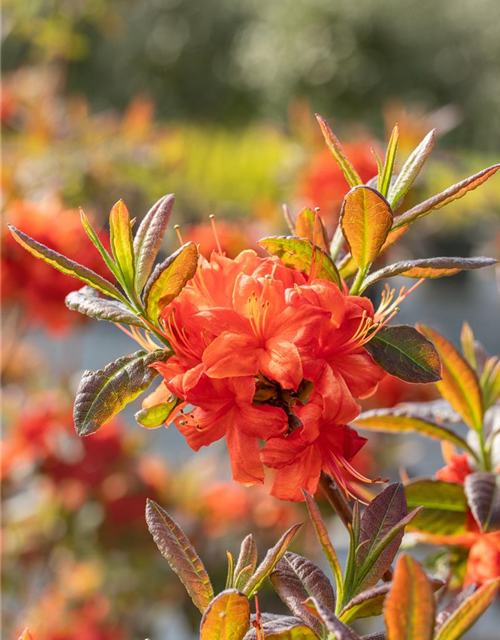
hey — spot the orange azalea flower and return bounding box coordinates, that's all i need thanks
[150,245,385,500]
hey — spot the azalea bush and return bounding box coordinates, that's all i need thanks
[8,114,500,639]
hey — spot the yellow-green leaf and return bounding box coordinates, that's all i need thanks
[405,479,468,535]
[384,554,435,640]
[434,579,499,640]
[8,225,125,302]
[378,125,399,198]
[144,242,198,320]
[354,409,477,459]
[417,325,484,430]
[134,395,181,428]
[316,114,362,188]
[109,200,135,292]
[200,589,250,640]
[258,236,341,287]
[340,186,393,270]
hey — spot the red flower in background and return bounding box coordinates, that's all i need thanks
[1,200,109,334]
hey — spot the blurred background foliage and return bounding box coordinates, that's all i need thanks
[2,1,500,639]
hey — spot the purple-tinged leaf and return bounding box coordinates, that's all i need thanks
[234,534,258,591]
[363,256,496,288]
[270,551,334,636]
[8,225,125,302]
[388,129,435,209]
[243,524,302,597]
[405,479,468,535]
[310,598,362,640]
[316,114,363,188]
[146,499,214,613]
[65,286,146,328]
[74,349,170,436]
[362,634,386,640]
[365,325,441,384]
[134,194,174,292]
[200,589,250,640]
[393,164,500,230]
[464,472,500,532]
[244,614,318,639]
[435,585,476,630]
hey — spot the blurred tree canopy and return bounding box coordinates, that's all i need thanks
[2,0,499,150]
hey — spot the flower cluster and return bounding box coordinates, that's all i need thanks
[151,249,386,501]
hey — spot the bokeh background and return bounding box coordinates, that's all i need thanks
[2,1,500,638]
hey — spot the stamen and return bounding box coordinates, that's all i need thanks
[209,214,223,254]
[173,224,184,246]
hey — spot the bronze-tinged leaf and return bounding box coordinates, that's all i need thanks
[134,395,181,429]
[417,325,484,430]
[200,589,250,640]
[295,207,329,251]
[234,534,258,591]
[143,242,198,320]
[378,125,399,198]
[363,256,496,288]
[384,554,435,640]
[393,164,500,230]
[405,479,468,535]
[243,524,302,597]
[340,186,393,270]
[243,614,319,639]
[109,200,135,292]
[355,483,409,592]
[146,499,214,613]
[365,325,441,384]
[433,579,499,640]
[302,489,343,603]
[74,349,170,436]
[353,409,476,459]
[65,286,147,328]
[258,236,341,286]
[18,630,33,640]
[481,356,500,409]
[270,552,334,636]
[316,114,363,188]
[435,585,476,629]
[388,129,436,209]
[463,472,500,533]
[309,598,363,640]
[8,225,125,302]
[460,322,477,370]
[134,194,174,292]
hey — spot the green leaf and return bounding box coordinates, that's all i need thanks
[243,524,302,597]
[302,489,344,607]
[365,325,442,383]
[65,286,147,328]
[294,207,329,251]
[258,236,341,286]
[8,225,125,302]
[270,551,334,637]
[79,208,119,278]
[460,322,477,371]
[200,589,250,640]
[405,479,468,535]
[393,164,500,230]
[316,114,363,188]
[378,125,399,198]
[234,534,258,591]
[481,356,500,409]
[463,472,500,533]
[433,579,499,640]
[109,200,135,292]
[417,325,483,430]
[363,256,496,288]
[353,409,477,460]
[134,394,181,429]
[388,129,435,208]
[384,554,435,640]
[74,349,170,436]
[340,186,393,271]
[134,194,174,292]
[144,242,199,320]
[146,499,214,613]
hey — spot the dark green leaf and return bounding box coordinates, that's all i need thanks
[8,225,125,302]
[258,236,341,286]
[134,194,174,292]
[146,499,214,613]
[365,325,441,383]
[65,286,146,328]
[74,349,170,436]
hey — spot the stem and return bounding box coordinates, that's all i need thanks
[319,472,353,528]
[349,267,367,295]
[478,427,491,471]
